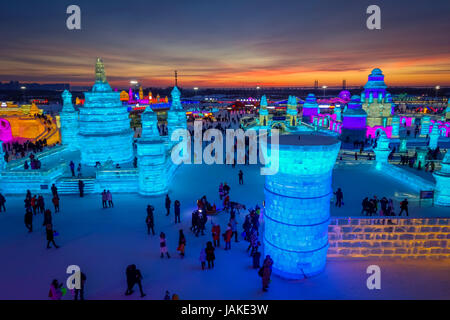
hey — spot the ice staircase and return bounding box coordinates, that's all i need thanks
[56,178,96,195]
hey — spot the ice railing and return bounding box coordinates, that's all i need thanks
[328,217,450,259]
[0,162,66,178]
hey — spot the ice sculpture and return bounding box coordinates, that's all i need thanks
[60,90,79,150]
[259,95,269,127]
[429,125,439,150]
[167,86,187,148]
[420,116,431,137]
[302,93,319,119]
[286,96,298,126]
[263,134,341,278]
[78,58,134,165]
[373,131,390,170]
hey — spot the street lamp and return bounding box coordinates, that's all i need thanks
[322,85,327,98]
[21,86,26,103]
[435,85,440,98]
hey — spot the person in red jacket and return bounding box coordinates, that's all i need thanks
[223,224,233,250]
[212,223,221,247]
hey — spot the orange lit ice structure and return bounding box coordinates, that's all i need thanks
[120,87,169,106]
[0,102,61,144]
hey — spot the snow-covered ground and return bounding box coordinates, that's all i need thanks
[0,162,449,300]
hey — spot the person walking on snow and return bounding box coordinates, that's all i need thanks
[46,223,59,249]
[101,190,107,208]
[165,194,171,216]
[24,207,33,232]
[223,224,233,250]
[199,247,206,270]
[125,264,146,298]
[146,205,155,235]
[174,200,181,224]
[52,195,60,213]
[159,232,170,258]
[212,223,221,247]
[0,193,6,212]
[238,170,244,185]
[177,229,186,258]
[205,241,215,269]
[334,188,344,208]
[259,255,273,292]
[107,190,113,208]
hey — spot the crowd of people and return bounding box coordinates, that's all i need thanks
[361,196,409,217]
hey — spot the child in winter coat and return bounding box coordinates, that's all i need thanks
[211,223,221,247]
[160,232,170,258]
[223,224,233,250]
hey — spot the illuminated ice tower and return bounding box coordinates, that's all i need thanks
[446,100,450,121]
[420,116,431,137]
[429,125,439,150]
[264,134,341,278]
[373,132,391,170]
[302,93,319,122]
[136,107,168,196]
[341,95,367,141]
[167,86,187,148]
[59,90,79,150]
[259,95,269,127]
[391,115,400,138]
[78,58,134,165]
[286,96,298,126]
[0,141,5,171]
[433,152,450,206]
[361,68,394,137]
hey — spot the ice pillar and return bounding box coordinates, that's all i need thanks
[414,147,428,169]
[391,115,400,138]
[137,107,168,196]
[433,152,450,206]
[429,125,439,150]
[399,138,407,153]
[60,90,79,150]
[167,86,187,149]
[263,134,341,278]
[420,116,431,137]
[373,132,390,170]
[0,141,6,171]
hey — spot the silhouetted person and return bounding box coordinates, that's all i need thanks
[165,194,171,216]
[146,205,155,235]
[399,198,409,216]
[125,264,146,298]
[78,180,84,198]
[174,200,181,224]
[238,170,244,185]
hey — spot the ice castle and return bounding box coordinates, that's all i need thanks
[78,58,134,165]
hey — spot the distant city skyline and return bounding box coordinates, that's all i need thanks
[0,0,449,87]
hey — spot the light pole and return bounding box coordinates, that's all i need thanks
[435,85,440,98]
[21,86,26,103]
[322,85,327,98]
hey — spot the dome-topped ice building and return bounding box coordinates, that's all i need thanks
[78,58,134,165]
[361,68,394,138]
[302,93,319,122]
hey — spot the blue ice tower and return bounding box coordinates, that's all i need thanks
[420,116,431,137]
[167,86,187,148]
[78,58,134,165]
[428,125,439,150]
[137,107,169,196]
[433,152,450,206]
[391,115,400,138]
[263,134,341,278]
[373,132,391,170]
[0,141,5,171]
[60,90,79,150]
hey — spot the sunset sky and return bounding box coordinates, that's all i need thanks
[0,0,449,88]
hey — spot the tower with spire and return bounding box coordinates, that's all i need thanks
[259,95,269,127]
[167,86,187,148]
[136,107,169,195]
[77,58,134,165]
[361,68,394,137]
[59,90,79,150]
